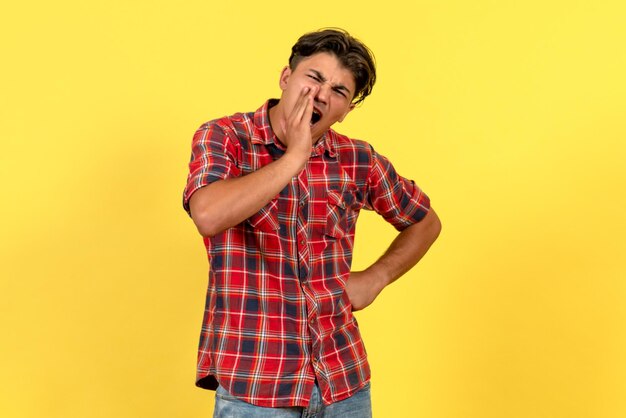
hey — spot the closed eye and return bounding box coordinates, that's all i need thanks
[307,70,351,99]
[332,87,347,98]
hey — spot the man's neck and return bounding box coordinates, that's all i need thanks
[267,101,287,147]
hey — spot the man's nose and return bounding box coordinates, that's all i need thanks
[314,83,331,104]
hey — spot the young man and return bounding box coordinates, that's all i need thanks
[183,29,441,417]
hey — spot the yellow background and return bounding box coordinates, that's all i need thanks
[1,0,625,417]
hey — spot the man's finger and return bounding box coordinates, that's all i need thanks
[289,87,309,117]
[290,87,312,123]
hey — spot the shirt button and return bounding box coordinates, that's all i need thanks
[300,240,306,246]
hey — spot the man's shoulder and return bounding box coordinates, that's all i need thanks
[329,130,374,163]
[192,110,262,151]
[197,110,255,135]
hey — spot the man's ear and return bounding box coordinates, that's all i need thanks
[338,103,356,123]
[279,66,291,91]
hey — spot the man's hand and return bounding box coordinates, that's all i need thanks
[345,270,385,311]
[281,86,318,159]
[189,86,322,238]
[345,209,442,311]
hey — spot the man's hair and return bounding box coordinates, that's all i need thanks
[288,28,376,106]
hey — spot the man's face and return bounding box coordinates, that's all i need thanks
[279,52,356,141]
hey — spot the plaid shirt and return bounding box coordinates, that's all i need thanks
[183,100,430,407]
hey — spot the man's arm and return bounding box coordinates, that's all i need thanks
[189,87,317,237]
[190,151,304,237]
[345,207,442,311]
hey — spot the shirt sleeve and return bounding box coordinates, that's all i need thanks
[182,121,241,216]
[365,146,431,231]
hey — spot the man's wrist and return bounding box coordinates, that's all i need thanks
[282,148,310,171]
[364,264,391,294]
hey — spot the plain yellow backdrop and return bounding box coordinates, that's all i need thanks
[1,1,625,417]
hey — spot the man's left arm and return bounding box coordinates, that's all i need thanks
[345,207,442,311]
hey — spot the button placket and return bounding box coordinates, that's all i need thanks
[295,165,310,280]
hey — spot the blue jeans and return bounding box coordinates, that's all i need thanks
[213,382,372,418]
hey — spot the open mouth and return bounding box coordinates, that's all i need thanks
[310,110,322,126]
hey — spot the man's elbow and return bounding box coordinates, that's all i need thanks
[193,218,218,238]
[188,187,224,237]
[190,204,222,238]
[191,210,223,238]
[425,208,442,241]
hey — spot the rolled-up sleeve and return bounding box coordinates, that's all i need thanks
[365,147,430,231]
[182,121,241,216]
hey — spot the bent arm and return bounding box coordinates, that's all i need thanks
[189,152,305,237]
[345,207,442,310]
[189,86,319,237]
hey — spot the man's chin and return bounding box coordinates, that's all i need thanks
[311,120,331,132]
[310,125,327,142]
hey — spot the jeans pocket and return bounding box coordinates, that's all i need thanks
[215,384,239,401]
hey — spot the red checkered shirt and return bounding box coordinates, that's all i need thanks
[183,100,430,407]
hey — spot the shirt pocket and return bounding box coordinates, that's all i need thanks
[326,189,356,239]
[246,198,280,232]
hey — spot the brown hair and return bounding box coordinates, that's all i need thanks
[288,28,376,106]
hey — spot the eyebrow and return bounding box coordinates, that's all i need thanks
[308,69,352,96]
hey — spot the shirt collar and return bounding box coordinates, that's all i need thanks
[252,99,337,158]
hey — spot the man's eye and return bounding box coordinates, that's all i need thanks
[333,89,347,98]
[307,75,321,82]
